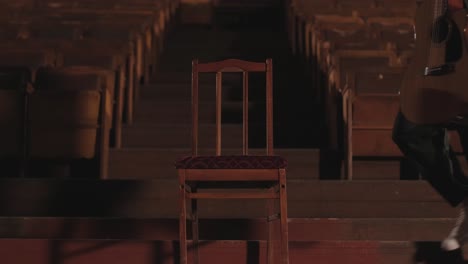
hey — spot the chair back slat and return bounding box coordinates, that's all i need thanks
[243,71,249,155]
[191,59,199,156]
[192,58,273,156]
[266,58,273,155]
[216,71,222,156]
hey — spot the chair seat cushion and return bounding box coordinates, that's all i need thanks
[175,155,287,169]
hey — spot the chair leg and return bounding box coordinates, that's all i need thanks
[279,169,289,264]
[178,170,188,264]
[267,189,276,264]
[125,56,135,125]
[191,189,199,264]
[113,67,125,149]
[99,98,110,179]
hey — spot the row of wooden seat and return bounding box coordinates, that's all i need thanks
[0,9,165,123]
[287,0,417,179]
[0,66,110,177]
[0,0,180,178]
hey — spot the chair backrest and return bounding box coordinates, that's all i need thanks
[191,58,273,156]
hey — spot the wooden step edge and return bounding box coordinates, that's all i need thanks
[0,217,457,241]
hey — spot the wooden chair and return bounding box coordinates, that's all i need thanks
[175,58,289,264]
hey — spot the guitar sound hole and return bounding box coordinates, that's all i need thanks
[431,17,451,43]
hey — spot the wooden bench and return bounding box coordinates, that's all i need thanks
[311,15,414,77]
[0,49,56,176]
[0,23,130,148]
[14,3,170,83]
[0,16,146,126]
[289,0,414,56]
[82,20,150,86]
[28,11,153,87]
[375,0,417,11]
[0,66,33,177]
[53,63,122,149]
[366,16,415,52]
[324,50,401,153]
[30,66,112,179]
[342,65,464,180]
[292,13,413,104]
[306,15,367,99]
[38,2,173,60]
[0,0,180,178]
[0,48,56,76]
[341,66,404,179]
[309,22,414,149]
[59,51,125,149]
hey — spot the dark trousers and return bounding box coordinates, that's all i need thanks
[392,110,468,207]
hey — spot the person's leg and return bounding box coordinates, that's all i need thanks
[392,111,466,207]
[441,199,467,264]
[441,122,468,251]
[456,122,468,164]
[393,111,468,263]
[439,123,468,260]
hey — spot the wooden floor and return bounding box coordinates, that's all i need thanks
[2,240,465,264]
[0,179,463,263]
[3,6,465,264]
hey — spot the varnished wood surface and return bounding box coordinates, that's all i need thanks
[0,217,458,241]
[0,179,455,218]
[0,239,444,264]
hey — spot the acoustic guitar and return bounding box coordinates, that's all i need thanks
[409,0,468,78]
[400,0,468,124]
[418,0,466,76]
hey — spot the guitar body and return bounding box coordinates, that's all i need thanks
[400,0,468,124]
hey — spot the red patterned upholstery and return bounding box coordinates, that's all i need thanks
[175,155,288,169]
